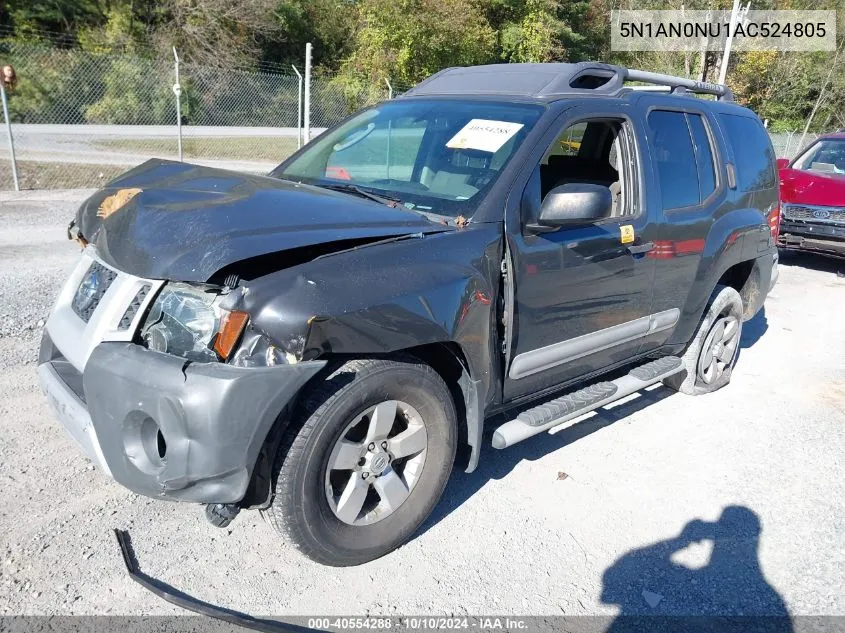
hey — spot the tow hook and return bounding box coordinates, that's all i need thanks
[204,503,240,528]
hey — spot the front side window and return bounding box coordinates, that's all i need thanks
[272,100,544,218]
[534,118,635,219]
[792,138,845,175]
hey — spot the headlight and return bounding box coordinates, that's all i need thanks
[141,283,224,362]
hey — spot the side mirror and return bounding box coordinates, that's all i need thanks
[529,183,613,231]
[776,158,790,170]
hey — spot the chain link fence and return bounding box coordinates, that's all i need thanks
[0,41,407,190]
[0,40,833,190]
[768,131,823,160]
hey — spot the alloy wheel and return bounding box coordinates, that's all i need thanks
[697,315,740,385]
[324,400,427,526]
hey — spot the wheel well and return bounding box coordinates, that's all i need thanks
[317,343,473,469]
[717,259,759,319]
[404,342,472,470]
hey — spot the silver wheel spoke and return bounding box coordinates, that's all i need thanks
[711,321,726,344]
[702,363,716,383]
[374,468,410,512]
[335,473,369,524]
[366,400,398,443]
[721,318,738,343]
[331,440,363,470]
[701,346,715,371]
[717,344,735,363]
[388,425,427,459]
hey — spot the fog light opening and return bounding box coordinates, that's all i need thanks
[124,412,168,475]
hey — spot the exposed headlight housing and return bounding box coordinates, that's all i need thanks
[140,283,226,362]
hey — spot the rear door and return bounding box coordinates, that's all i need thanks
[635,97,729,354]
[503,104,659,401]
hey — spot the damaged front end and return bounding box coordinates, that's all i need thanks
[37,245,328,504]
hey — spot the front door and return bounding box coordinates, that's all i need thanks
[503,108,660,401]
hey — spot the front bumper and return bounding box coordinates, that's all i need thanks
[38,332,325,504]
[779,219,845,258]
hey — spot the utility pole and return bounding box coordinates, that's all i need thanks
[0,80,19,191]
[292,65,303,149]
[173,47,183,162]
[304,43,312,144]
[718,0,751,85]
[698,9,712,81]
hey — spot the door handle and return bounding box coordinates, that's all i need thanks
[626,241,654,255]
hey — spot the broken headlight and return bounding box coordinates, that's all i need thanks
[140,283,223,362]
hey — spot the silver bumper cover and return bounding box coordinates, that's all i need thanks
[38,362,112,476]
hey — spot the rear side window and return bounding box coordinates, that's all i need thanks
[647,110,699,209]
[718,114,776,192]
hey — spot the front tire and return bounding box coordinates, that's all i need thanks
[664,285,744,395]
[263,357,457,566]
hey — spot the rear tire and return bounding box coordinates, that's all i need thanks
[263,356,457,566]
[664,285,744,395]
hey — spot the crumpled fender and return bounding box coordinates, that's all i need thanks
[231,223,502,472]
[236,222,503,425]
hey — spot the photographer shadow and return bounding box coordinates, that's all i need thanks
[601,506,792,633]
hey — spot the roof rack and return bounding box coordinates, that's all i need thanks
[623,68,733,101]
[402,62,734,102]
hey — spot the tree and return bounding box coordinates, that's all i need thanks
[500,0,565,62]
[151,0,283,68]
[261,0,358,70]
[6,0,106,41]
[340,0,497,85]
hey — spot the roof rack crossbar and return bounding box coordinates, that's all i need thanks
[623,68,733,101]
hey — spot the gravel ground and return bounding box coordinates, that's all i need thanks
[1,190,844,620]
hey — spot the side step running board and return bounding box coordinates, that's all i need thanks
[493,356,684,449]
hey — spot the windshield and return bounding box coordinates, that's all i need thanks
[271,99,544,217]
[792,138,845,175]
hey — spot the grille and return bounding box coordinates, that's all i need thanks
[782,204,845,223]
[118,284,151,329]
[71,261,118,322]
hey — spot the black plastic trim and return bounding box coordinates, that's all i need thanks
[115,529,319,633]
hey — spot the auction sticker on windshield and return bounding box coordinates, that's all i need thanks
[447,119,524,153]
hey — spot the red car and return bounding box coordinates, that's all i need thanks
[778,132,845,258]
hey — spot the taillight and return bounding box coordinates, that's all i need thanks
[767,205,780,242]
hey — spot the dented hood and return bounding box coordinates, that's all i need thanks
[76,159,450,282]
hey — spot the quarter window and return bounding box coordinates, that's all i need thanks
[718,113,776,192]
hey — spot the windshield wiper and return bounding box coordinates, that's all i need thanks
[319,183,403,208]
